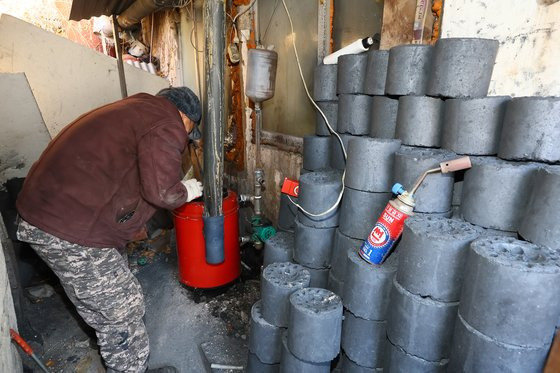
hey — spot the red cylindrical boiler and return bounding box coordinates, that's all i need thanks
[173,190,240,288]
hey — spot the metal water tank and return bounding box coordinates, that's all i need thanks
[246,48,278,102]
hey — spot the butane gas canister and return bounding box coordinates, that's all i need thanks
[359,184,414,265]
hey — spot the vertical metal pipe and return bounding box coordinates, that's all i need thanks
[203,0,225,217]
[254,102,262,168]
[112,14,128,99]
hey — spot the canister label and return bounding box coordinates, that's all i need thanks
[359,202,409,264]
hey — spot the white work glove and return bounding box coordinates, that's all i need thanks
[182,178,203,202]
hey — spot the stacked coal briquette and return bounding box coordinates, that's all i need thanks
[432,39,560,371]
[246,261,343,372]
[380,37,560,372]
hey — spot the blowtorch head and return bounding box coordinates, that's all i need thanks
[440,156,472,173]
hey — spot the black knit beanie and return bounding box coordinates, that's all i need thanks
[157,87,202,140]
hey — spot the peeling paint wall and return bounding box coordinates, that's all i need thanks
[441,0,560,96]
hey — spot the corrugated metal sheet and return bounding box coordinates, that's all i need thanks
[69,0,137,21]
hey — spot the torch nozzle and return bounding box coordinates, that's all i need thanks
[409,156,472,196]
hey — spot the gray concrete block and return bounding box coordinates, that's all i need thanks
[313,63,337,101]
[428,38,499,98]
[330,229,362,280]
[387,279,459,361]
[249,300,285,364]
[261,262,311,327]
[247,352,280,373]
[442,96,511,155]
[384,337,448,373]
[346,137,402,192]
[264,231,295,268]
[364,50,389,96]
[303,135,331,171]
[396,216,482,302]
[341,354,383,373]
[460,157,539,231]
[288,288,343,362]
[519,166,560,250]
[343,249,398,320]
[337,53,368,94]
[481,227,518,237]
[393,146,455,213]
[280,332,331,373]
[498,97,560,162]
[452,180,463,206]
[413,210,453,219]
[448,313,550,373]
[277,194,298,232]
[460,236,560,347]
[327,270,344,298]
[337,94,374,135]
[395,96,444,147]
[339,187,391,240]
[369,96,399,139]
[385,44,434,96]
[297,170,343,229]
[304,266,330,288]
[342,310,386,368]
[293,218,335,269]
[330,133,359,170]
[315,101,338,136]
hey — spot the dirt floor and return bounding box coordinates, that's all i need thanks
[16,229,261,373]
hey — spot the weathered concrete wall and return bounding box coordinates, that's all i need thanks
[441,0,560,96]
[0,14,169,138]
[0,73,51,185]
[0,223,22,372]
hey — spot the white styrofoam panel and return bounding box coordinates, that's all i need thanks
[0,14,170,138]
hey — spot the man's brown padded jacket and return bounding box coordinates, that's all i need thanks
[17,93,190,248]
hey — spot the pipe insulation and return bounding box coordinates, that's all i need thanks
[202,0,226,263]
[117,0,179,29]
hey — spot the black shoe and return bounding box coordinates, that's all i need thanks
[146,366,179,373]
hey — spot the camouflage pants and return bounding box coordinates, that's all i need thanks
[17,219,149,373]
